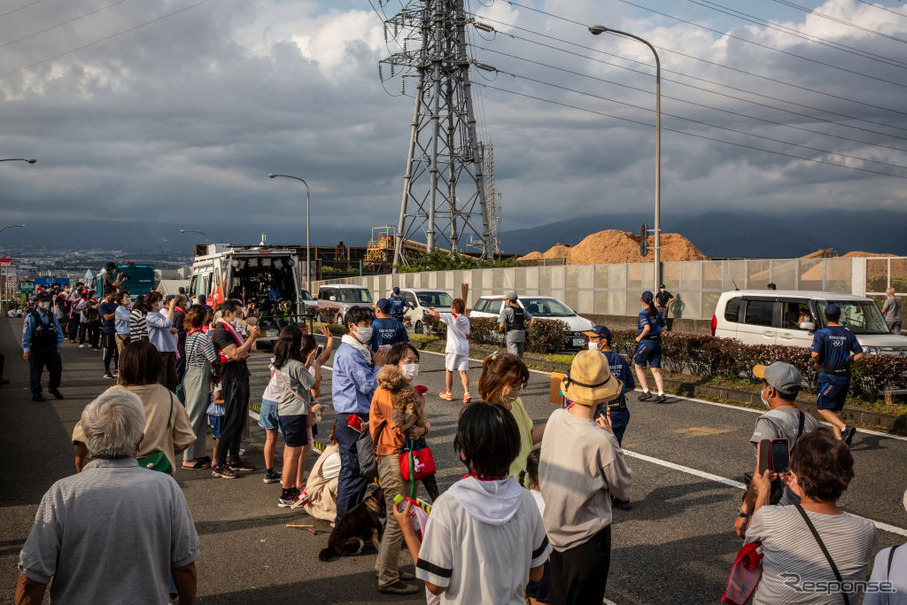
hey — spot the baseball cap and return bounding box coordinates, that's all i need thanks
[582,325,612,343]
[561,350,623,406]
[753,362,802,395]
[824,303,841,319]
[375,298,392,312]
[642,290,654,303]
[35,292,51,302]
[392,286,400,294]
[659,283,666,289]
[504,291,519,301]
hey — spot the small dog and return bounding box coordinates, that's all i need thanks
[376,365,426,433]
[318,487,385,562]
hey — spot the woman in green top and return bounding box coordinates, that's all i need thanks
[479,352,546,478]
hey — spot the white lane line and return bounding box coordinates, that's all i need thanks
[624,448,907,538]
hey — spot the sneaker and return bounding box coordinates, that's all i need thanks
[49,389,64,400]
[112,370,118,377]
[842,426,857,445]
[439,391,453,400]
[278,489,299,508]
[290,490,310,509]
[263,469,282,484]
[462,392,472,403]
[638,391,653,401]
[103,372,113,379]
[228,458,256,472]
[32,393,46,402]
[211,465,236,479]
[79,344,87,348]
[654,393,668,404]
[611,496,633,510]
[378,581,419,595]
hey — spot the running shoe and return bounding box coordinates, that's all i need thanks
[654,393,668,404]
[637,391,653,401]
[842,426,857,445]
[227,458,256,472]
[263,469,282,484]
[278,489,299,508]
[103,372,113,379]
[211,465,237,479]
[462,392,472,403]
[439,392,453,400]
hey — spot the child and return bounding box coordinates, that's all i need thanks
[207,384,224,465]
[539,350,634,605]
[258,357,283,485]
[426,298,471,403]
[519,447,552,605]
[395,402,551,604]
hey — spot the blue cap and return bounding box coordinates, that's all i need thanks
[825,303,841,319]
[392,287,400,294]
[582,325,612,343]
[375,298,392,312]
[642,290,654,303]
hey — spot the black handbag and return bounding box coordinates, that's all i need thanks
[356,422,380,479]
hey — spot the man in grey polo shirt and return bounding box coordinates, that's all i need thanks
[498,292,535,358]
[16,390,199,605]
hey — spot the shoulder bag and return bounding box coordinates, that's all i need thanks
[137,391,174,474]
[721,541,764,605]
[795,504,851,605]
[400,432,436,497]
[357,421,381,479]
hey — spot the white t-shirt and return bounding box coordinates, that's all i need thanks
[261,360,281,402]
[440,313,470,355]
[415,476,551,605]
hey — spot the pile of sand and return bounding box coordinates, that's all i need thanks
[519,229,708,265]
[842,251,896,258]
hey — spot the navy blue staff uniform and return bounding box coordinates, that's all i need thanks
[634,310,663,369]
[369,317,409,352]
[810,325,862,412]
[388,294,410,321]
[603,350,634,446]
[22,309,65,400]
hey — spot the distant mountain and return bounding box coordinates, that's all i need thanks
[500,210,907,258]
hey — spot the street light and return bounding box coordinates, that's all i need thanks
[0,158,36,163]
[179,229,209,246]
[589,24,662,291]
[0,224,27,309]
[268,173,311,294]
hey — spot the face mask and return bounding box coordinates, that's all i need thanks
[38,302,50,310]
[501,385,520,405]
[588,341,599,351]
[400,363,419,380]
[355,326,373,343]
[760,385,771,409]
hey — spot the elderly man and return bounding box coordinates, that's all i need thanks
[882,287,901,335]
[16,390,200,605]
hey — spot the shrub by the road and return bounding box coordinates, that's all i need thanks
[464,317,570,354]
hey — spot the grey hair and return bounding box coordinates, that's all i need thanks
[81,390,146,459]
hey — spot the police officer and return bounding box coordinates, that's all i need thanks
[497,291,534,358]
[22,292,65,402]
[388,286,411,323]
[655,284,675,330]
[810,303,863,444]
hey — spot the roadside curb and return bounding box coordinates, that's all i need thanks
[406,338,907,437]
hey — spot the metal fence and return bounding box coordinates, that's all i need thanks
[312,256,907,321]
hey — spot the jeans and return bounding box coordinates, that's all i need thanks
[335,412,369,523]
[216,379,250,468]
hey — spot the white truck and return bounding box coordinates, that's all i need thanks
[188,244,302,344]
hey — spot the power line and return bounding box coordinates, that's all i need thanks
[471,80,907,180]
[853,0,907,20]
[0,0,133,51]
[769,0,907,45]
[0,0,42,20]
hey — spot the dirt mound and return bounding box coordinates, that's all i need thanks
[519,229,708,265]
[842,251,896,258]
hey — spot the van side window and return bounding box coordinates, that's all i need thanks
[473,299,487,313]
[403,293,417,307]
[486,300,503,315]
[724,298,741,323]
[744,299,774,327]
[782,301,812,329]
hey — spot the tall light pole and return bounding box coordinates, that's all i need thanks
[179,229,209,246]
[268,173,311,294]
[589,24,661,290]
[0,158,36,164]
[0,224,27,309]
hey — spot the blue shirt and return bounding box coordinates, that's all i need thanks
[370,317,409,352]
[115,306,131,335]
[637,310,662,338]
[99,302,118,334]
[146,311,176,353]
[810,325,862,383]
[603,351,635,394]
[389,295,410,317]
[22,310,64,352]
[331,343,380,415]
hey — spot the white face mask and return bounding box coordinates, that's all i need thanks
[355,326,373,343]
[400,363,419,380]
[588,341,599,351]
[760,385,771,409]
[38,302,50,310]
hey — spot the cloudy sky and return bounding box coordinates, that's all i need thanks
[1,0,906,252]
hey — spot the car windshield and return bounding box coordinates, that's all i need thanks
[300,289,314,301]
[521,297,575,317]
[338,288,372,303]
[817,300,889,334]
[416,291,452,307]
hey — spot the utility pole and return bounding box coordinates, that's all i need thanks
[382,0,492,268]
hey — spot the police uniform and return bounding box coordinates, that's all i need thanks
[499,297,532,358]
[22,295,65,401]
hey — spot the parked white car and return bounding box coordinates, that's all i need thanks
[398,288,453,334]
[469,295,594,351]
[711,290,907,355]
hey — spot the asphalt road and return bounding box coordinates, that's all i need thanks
[1,318,905,604]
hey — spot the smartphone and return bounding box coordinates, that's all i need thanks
[770,439,790,473]
[316,344,324,358]
[758,439,773,475]
[594,401,609,420]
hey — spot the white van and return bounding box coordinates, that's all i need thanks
[711,290,907,355]
[469,295,594,351]
[398,288,453,334]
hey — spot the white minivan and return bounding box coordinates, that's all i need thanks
[469,295,594,351]
[712,290,907,355]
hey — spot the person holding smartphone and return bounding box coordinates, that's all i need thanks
[735,362,819,538]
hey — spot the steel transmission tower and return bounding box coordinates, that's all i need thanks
[381,0,492,266]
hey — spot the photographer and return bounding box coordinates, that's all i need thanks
[736,362,819,538]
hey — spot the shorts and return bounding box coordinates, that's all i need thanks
[208,415,223,439]
[634,340,662,369]
[445,353,469,372]
[817,381,848,412]
[278,414,310,447]
[526,560,553,603]
[258,398,280,430]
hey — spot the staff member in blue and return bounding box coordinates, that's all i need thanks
[388,287,411,322]
[634,291,667,403]
[22,292,65,402]
[810,303,863,444]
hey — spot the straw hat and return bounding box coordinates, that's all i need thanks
[560,350,623,406]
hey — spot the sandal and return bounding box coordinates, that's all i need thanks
[182,458,211,470]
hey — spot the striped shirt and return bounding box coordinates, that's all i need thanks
[129,309,149,341]
[184,332,218,368]
[746,505,876,604]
